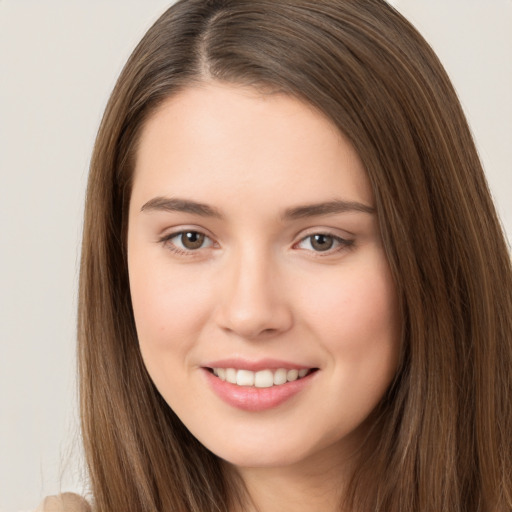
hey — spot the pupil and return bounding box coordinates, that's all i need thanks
[312,234,333,251]
[182,232,204,249]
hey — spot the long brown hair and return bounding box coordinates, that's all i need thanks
[78,1,512,510]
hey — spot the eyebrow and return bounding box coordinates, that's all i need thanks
[140,196,375,219]
[141,197,224,218]
[282,199,375,220]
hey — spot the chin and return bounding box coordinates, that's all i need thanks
[222,446,307,469]
[191,423,349,471]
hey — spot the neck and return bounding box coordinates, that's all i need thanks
[226,445,357,512]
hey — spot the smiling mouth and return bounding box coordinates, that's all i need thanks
[207,367,318,388]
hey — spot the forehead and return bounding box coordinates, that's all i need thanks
[132,82,373,209]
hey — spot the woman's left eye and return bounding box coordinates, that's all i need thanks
[161,231,214,253]
[296,233,353,253]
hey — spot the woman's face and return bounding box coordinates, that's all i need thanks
[127,82,399,471]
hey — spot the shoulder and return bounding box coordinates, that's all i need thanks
[35,493,91,512]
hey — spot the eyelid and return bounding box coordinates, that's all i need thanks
[157,226,354,257]
[157,223,216,239]
[293,229,354,255]
[158,227,217,256]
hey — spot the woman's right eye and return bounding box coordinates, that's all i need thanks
[160,231,214,254]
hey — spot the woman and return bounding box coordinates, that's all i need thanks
[41,0,512,510]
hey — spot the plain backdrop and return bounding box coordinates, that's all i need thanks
[0,1,510,510]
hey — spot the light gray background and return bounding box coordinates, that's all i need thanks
[0,1,510,510]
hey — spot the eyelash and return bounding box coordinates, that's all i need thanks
[158,230,215,256]
[294,233,354,255]
[158,230,354,257]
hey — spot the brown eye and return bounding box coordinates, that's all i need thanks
[180,231,206,250]
[296,233,352,254]
[310,234,334,251]
[161,230,215,255]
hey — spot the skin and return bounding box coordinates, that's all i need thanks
[127,82,400,511]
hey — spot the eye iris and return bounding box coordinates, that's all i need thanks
[311,234,334,251]
[181,231,205,250]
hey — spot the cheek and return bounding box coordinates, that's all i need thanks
[306,257,396,328]
[127,256,217,407]
[308,259,400,438]
[128,258,212,405]
[129,258,209,348]
[299,253,400,380]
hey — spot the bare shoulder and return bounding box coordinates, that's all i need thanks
[35,493,91,512]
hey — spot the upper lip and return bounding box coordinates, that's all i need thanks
[202,358,315,372]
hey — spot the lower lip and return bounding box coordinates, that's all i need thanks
[203,369,316,412]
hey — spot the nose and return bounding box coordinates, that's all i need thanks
[214,247,293,340]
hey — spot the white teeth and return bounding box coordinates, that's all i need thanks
[236,369,254,386]
[211,367,312,387]
[225,368,237,384]
[273,368,287,385]
[254,370,274,388]
[287,369,299,381]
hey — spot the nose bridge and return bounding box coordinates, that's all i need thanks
[216,242,292,339]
